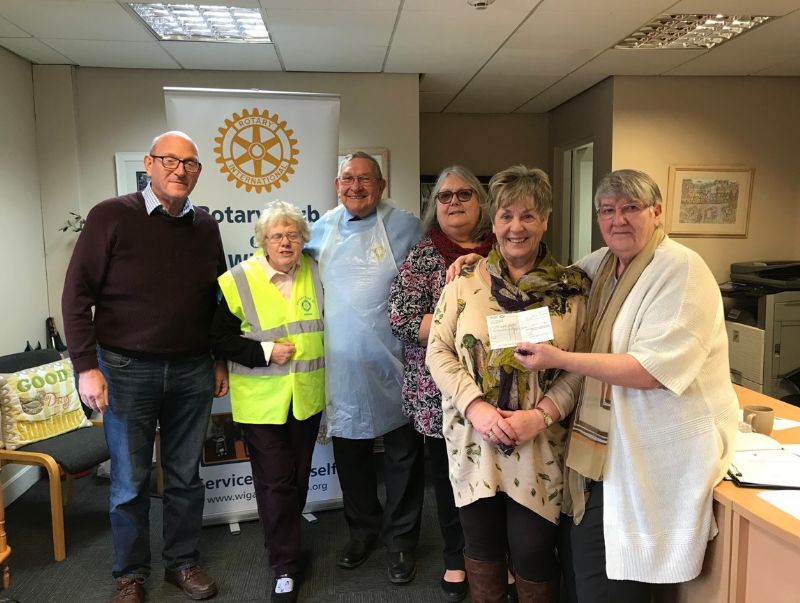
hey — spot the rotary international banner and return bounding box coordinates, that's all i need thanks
[164,87,342,525]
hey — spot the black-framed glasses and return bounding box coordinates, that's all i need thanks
[151,155,201,173]
[435,188,475,204]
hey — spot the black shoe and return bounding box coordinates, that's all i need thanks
[271,574,297,603]
[440,577,468,602]
[387,551,416,584]
[337,539,374,569]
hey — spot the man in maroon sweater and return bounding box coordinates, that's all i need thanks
[62,131,228,603]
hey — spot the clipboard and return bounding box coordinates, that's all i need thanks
[728,448,800,490]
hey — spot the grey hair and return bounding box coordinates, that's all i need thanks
[254,200,310,249]
[489,165,552,218]
[337,151,383,180]
[421,166,492,241]
[594,169,662,209]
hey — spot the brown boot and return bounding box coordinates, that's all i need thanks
[514,575,559,603]
[464,556,507,603]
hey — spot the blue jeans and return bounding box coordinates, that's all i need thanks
[99,346,214,578]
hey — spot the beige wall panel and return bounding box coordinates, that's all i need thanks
[0,48,48,356]
[611,76,800,283]
[419,113,548,177]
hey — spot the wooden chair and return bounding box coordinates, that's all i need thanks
[0,349,109,561]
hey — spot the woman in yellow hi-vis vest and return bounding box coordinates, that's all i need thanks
[212,200,324,603]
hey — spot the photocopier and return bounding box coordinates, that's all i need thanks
[721,261,800,399]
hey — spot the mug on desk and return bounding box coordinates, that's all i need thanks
[743,405,775,435]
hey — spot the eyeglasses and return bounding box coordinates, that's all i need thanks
[267,231,302,243]
[435,189,475,204]
[338,175,377,186]
[150,155,201,173]
[596,202,649,220]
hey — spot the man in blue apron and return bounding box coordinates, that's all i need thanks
[306,151,423,584]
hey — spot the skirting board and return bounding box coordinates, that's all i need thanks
[2,465,41,506]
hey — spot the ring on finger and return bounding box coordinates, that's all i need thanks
[487,430,494,439]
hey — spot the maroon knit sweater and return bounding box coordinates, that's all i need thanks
[62,192,226,373]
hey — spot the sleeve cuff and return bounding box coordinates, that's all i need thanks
[260,342,274,366]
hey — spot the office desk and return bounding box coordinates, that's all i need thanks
[675,386,800,603]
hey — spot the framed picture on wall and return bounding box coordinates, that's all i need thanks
[338,147,389,198]
[665,165,754,238]
[115,152,149,196]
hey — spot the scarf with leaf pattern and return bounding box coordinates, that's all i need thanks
[482,243,588,446]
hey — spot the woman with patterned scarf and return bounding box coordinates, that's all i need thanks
[427,165,590,603]
[515,169,738,603]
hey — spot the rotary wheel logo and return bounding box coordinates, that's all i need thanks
[213,108,300,193]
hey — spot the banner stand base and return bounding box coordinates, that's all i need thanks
[229,522,241,535]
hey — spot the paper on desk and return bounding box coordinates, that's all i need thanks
[774,416,800,431]
[486,307,554,350]
[758,490,800,521]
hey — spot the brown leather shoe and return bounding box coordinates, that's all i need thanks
[111,575,145,603]
[165,566,218,600]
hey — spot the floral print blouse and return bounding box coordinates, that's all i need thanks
[426,258,588,523]
[388,236,448,437]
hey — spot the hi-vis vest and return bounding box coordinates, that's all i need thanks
[218,251,324,424]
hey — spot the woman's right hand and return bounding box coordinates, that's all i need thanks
[270,342,296,365]
[445,253,483,283]
[465,399,516,446]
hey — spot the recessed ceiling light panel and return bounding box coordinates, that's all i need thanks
[128,3,270,43]
[616,14,771,50]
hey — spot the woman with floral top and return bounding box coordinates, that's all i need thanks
[388,165,494,602]
[426,165,589,603]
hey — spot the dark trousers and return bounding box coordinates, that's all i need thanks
[99,347,213,578]
[427,435,465,571]
[459,492,558,582]
[332,422,424,552]
[559,482,654,603]
[240,409,322,576]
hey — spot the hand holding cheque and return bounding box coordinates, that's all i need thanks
[483,305,561,370]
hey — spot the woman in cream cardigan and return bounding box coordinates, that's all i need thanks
[515,169,738,602]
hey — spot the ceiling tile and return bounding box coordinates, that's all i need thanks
[668,0,800,15]
[0,37,72,63]
[277,42,385,71]
[514,71,606,112]
[447,71,559,112]
[392,1,538,51]
[162,41,281,70]
[0,0,152,41]
[0,15,27,37]
[44,39,180,68]
[265,9,395,47]
[579,48,703,75]
[384,45,488,74]
[482,47,599,76]
[755,54,800,74]
[535,0,672,13]
[260,0,399,9]
[507,10,638,50]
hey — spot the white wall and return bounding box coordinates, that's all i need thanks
[0,48,48,355]
[31,66,420,332]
